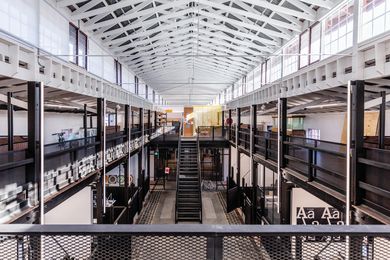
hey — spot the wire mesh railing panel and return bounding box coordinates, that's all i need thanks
[1,225,390,260]
[223,236,267,259]
[131,236,207,260]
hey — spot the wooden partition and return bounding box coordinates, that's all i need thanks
[183,107,193,137]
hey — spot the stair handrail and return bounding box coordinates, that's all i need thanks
[174,123,182,223]
[197,131,203,223]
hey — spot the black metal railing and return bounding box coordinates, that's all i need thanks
[174,125,182,223]
[1,225,389,259]
[284,136,347,194]
[197,132,203,223]
[238,127,250,149]
[358,147,390,216]
[254,130,278,161]
[197,126,224,141]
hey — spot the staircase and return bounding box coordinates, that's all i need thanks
[175,138,202,223]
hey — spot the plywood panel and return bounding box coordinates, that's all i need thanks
[184,107,193,137]
[341,111,379,144]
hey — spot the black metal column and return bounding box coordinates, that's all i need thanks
[115,107,118,132]
[379,91,386,149]
[222,110,225,137]
[251,104,257,223]
[123,105,130,218]
[228,109,232,140]
[139,108,144,131]
[148,110,151,136]
[131,110,135,129]
[350,81,365,206]
[7,92,14,151]
[279,98,290,224]
[279,98,287,168]
[96,98,105,224]
[26,82,43,224]
[236,108,241,188]
[154,111,158,129]
[83,104,88,144]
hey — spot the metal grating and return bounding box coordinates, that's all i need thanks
[136,191,162,224]
[1,233,390,259]
[217,191,243,225]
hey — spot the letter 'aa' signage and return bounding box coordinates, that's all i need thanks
[296,207,344,225]
[296,207,344,242]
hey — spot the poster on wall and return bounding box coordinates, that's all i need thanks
[291,188,344,242]
[296,207,343,225]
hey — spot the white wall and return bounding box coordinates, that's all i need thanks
[44,112,84,144]
[130,154,138,186]
[304,112,345,143]
[44,186,92,224]
[240,153,251,186]
[0,110,27,136]
[291,188,343,225]
[304,110,390,143]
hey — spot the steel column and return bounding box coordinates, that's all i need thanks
[279,98,287,168]
[221,110,225,137]
[7,92,13,151]
[236,108,240,188]
[251,104,257,223]
[148,109,151,136]
[124,105,130,218]
[83,104,88,143]
[115,107,118,132]
[154,111,158,129]
[379,91,386,149]
[206,236,223,260]
[349,81,365,208]
[96,98,105,224]
[26,82,44,224]
[228,109,232,140]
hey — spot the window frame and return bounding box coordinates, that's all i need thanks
[68,23,88,69]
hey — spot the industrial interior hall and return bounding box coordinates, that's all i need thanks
[0,0,390,259]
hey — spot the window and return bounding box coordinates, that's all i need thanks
[270,54,282,82]
[283,39,299,76]
[145,85,148,99]
[226,87,232,101]
[299,30,310,68]
[134,76,139,95]
[361,0,390,41]
[266,59,271,83]
[322,2,353,58]
[115,60,122,86]
[68,24,77,64]
[310,23,321,63]
[254,65,261,90]
[68,23,88,69]
[261,62,266,86]
[78,32,87,69]
[307,129,321,140]
[153,90,156,103]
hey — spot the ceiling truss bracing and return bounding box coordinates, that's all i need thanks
[55,0,337,105]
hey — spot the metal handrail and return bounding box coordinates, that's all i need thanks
[1,224,389,236]
[197,131,203,223]
[174,123,182,223]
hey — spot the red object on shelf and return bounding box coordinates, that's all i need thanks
[225,118,233,126]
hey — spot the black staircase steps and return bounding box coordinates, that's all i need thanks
[175,139,202,223]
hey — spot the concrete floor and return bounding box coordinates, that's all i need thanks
[149,181,229,224]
